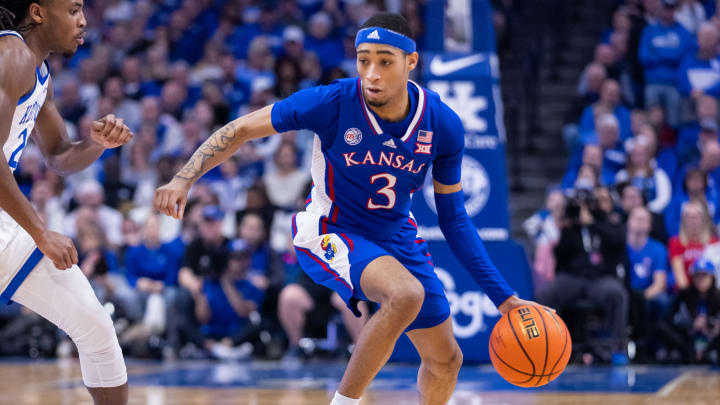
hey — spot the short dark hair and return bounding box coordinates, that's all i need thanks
[360,12,413,39]
[0,1,41,32]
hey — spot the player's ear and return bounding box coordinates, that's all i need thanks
[407,52,418,72]
[28,2,45,25]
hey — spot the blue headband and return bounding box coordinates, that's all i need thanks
[355,27,416,53]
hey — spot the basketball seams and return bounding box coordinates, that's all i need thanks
[532,306,549,387]
[544,308,569,385]
[489,337,564,380]
[507,308,537,377]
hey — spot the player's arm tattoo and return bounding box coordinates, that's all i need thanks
[174,121,240,182]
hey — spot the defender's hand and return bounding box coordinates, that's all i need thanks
[153,179,191,220]
[90,114,133,148]
[498,295,555,316]
[34,230,78,270]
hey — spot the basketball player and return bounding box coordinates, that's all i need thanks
[155,12,542,405]
[0,1,131,404]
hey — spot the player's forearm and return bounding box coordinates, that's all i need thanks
[44,137,105,176]
[435,191,515,307]
[173,119,243,185]
[172,105,276,186]
[0,163,46,240]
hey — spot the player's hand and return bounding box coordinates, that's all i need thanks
[153,179,191,220]
[90,114,134,148]
[34,230,78,270]
[497,295,555,316]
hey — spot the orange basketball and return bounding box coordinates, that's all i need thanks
[489,305,572,387]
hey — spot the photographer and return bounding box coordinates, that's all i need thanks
[537,184,629,364]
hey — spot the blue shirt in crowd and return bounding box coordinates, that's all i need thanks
[639,21,694,85]
[201,279,265,338]
[124,238,185,287]
[627,238,668,291]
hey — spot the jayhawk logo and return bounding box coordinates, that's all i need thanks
[321,235,337,262]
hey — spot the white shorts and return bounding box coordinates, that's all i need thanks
[0,211,39,302]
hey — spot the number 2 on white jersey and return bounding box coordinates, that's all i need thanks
[8,128,28,170]
[367,173,397,210]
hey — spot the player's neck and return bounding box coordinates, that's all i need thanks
[21,31,51,68]
[367,86,410,122]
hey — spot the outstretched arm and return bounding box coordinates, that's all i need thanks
[33,76,132,176]
[154,105,277,219]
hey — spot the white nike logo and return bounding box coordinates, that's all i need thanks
[429,54,485,76]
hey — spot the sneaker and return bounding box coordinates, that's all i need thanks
[210,342,253,361]
[282,345,306,362]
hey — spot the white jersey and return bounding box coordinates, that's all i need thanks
[0,30,50,254]
[1,30,50,173]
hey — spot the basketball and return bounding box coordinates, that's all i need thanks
[489,305,572,387]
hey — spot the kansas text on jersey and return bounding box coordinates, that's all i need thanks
[271,78,465,241]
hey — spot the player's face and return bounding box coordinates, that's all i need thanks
[357,43,418,107]
[40,0,86,55]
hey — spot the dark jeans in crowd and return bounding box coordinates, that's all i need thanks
[165,287,205,352]
[538,273,629,351]
[629,290,672,360]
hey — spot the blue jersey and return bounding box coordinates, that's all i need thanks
[272,78,464,240]
[627,238,668,291]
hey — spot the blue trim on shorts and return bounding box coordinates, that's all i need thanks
[0,248,44,305]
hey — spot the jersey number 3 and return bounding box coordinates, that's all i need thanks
[8,128,28,170]
[367,173,397,210]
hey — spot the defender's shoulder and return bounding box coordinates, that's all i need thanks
[0,35,37,97]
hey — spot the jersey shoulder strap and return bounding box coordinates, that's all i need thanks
[0,30,24,41]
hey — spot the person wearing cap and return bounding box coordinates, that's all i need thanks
[639,0,694,126]
[195,238,266,361]
[155,11,545,405]
[165,205,231,358]
[657,257,720,363]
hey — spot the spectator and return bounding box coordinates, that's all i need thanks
[615,135,673,213]
[626,207,672,361]
[537,185,629,364]
[666,167,720,236]
[639,0,694,126]
[523,187,566,287]
[676,95,719,164]
[63,180,124,248]
[278,270,369,360]
[674,0,707,34]
[569,113,628,178]
[263,141,311,210]
[579,79,633,142]
[618,182,669,243]
[669,200,718,290]
[30,180,65,234]
[199,240,266,361]
[166,205,230,357]
[304,11,344,71]
[677,23,720,99]
[658,258,720,363]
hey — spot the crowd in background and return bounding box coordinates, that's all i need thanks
[0,0,440,362]
[526,0,720,365]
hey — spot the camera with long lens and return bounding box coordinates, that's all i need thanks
[565,187,599,224]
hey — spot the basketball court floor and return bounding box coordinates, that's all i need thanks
[0,359,717,404]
